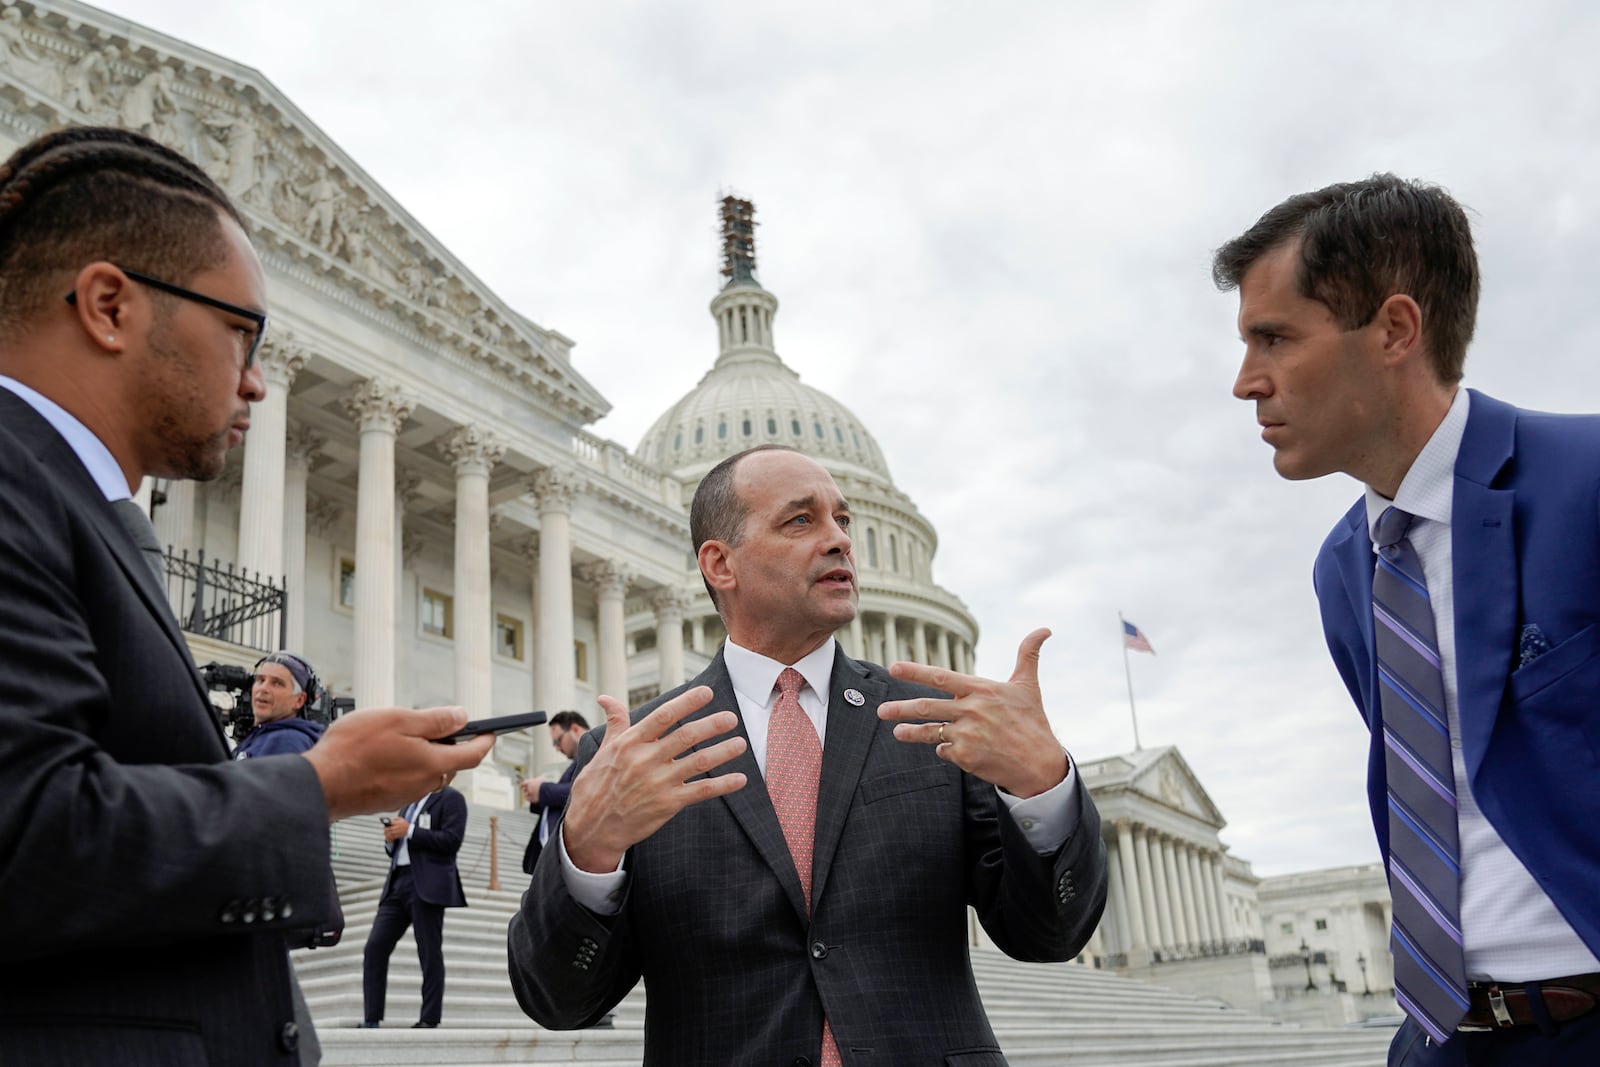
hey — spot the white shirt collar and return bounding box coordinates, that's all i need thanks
[724,637,837,708]
[1364,387,1470,538]
[0,374,132,502]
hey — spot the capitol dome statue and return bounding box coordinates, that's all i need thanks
[628,198,979,692]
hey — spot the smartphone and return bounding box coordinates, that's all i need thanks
[380,816,393,826]
[432,711,547,745]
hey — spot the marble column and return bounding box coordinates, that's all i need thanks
[1160,836,1190,947]
[343,381,410,707]
[152,478,197,557]
[1133,825,1162,952]
[1200,851,1225,945]
[444,426,503,716]
[582,560,631,701]
[1210,855,1232,940]
[1177,843,1202,946]
[689,614,706,656]
[942,629,956,671]
[1148,833,1175,949]
[653,588,688,689]
[1185,846,1212,945]
[883,614,899,664]
[848,614,865,660]
[1105,840,1132,956]
[532,469,580,744]
[238,339,304,582]
[282,424,322,652]
[911,620,928,665]
[1114,820,1148,950]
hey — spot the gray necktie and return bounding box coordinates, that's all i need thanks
[111,498,165,587]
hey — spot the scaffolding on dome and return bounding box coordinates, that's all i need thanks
[719,195,759,286]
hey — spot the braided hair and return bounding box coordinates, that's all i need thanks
[0,126,245,337]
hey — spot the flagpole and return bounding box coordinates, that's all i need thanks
[1120,612,1142,751]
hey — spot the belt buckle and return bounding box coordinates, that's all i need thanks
[1487,983,1515,1028]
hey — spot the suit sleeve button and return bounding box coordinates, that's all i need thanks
[810,942,828,959]
[219,900,240,924]
[279,1021,300,1052]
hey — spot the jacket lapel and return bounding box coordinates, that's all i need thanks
[691,652,812,922]
[1450,390,1518,783]
[811,649,882,908]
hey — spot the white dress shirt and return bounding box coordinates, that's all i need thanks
[560,636,1083,915]
[0,375,130,501]
[1364,388,1599,979]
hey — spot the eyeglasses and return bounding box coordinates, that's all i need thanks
[65,265,268,368]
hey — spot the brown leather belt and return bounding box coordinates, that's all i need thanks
[1458,973,1600,1031]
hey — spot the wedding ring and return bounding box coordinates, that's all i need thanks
[937,722,948,745]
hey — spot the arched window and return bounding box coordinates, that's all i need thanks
[767,417,778,435]
[889,533,898,572]
[866,528,879,569]
[742,418,752,437]
[791,418,802,437]
[694,425,704,445]
[718,420,728,440]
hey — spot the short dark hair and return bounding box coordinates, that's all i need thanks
[1211,173,1479,383]
[0,126,244,337]
[689,444,799,606]
[548,710,589,731]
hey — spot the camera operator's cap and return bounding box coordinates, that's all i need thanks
[257,651,312,691]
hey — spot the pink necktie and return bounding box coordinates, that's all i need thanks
[767,668,841,1066]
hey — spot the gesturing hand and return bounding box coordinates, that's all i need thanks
[878,627,1068,798]
[560,686,749,874]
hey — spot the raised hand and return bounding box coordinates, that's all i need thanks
[878,627,1068,798]
[560,687,749,874]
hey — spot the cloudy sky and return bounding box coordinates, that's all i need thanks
[100,0,1600,877]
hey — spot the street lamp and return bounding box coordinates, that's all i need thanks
[1357,952,1371,996]
[1300,938,1317,991]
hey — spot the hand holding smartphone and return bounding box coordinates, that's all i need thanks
[432,711,547,745]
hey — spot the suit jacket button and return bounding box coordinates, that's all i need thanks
[279,1021,299,1052]
[793,1058,811,1067]
[219,899,240,924]
[810,941,828,959]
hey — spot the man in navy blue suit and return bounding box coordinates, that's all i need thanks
[361,776,468,1029]
[519,710,589,876]
[1216,175,1600,1066]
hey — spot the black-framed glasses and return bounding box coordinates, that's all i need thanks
[65,265,268,368]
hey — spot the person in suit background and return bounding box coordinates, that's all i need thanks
[361,776,469,1029]
[509,444,1107,1065]
[519,710,589,875]
[234,651,325,760]
[0,126,493,1066]
[1217,174,1600,1066]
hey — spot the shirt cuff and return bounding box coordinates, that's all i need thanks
[997,754,1081,854]
[558,825,628,916]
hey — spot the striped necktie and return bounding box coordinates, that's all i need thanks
[1372,506,1469,1042]
[766,668,841,1067]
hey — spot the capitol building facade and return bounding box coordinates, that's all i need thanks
[0,0,1399,1024]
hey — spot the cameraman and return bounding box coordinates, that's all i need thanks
[234,652,325,760]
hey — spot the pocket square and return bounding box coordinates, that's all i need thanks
[1519,623,1552,668]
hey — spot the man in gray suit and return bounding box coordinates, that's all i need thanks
[0,126,494,1065]
[509,444,1107,1065]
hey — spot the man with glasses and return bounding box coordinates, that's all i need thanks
[0,127,494,1066]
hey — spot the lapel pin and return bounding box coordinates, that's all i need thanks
[843,688,865,706]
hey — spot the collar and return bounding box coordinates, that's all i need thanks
[1364,386,1470,538]
[724,636,837,708]
[0,375,132,502]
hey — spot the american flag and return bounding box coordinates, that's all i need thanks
[1122,619,1155,654]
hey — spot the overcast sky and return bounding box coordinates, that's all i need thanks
[101,0,1600,877]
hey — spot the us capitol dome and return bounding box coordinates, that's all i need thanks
[629,198,978,686]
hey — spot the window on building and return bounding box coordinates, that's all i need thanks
[718,420,727,440]
[742,418,752,437]
[1280,922,1294,936]
[1314,918,1328,932]
[866,528,879,568]
[695,425,704,444]
[496,614,524,660]
[338,557,356,609]
[767,416,777,435]
[814,421,824,439]
[889,533,898,572]
[422,588,453,638]
[791,418,802,437]
[574,640,589,681]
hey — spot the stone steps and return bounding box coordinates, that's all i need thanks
[299,806,1397,1066]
